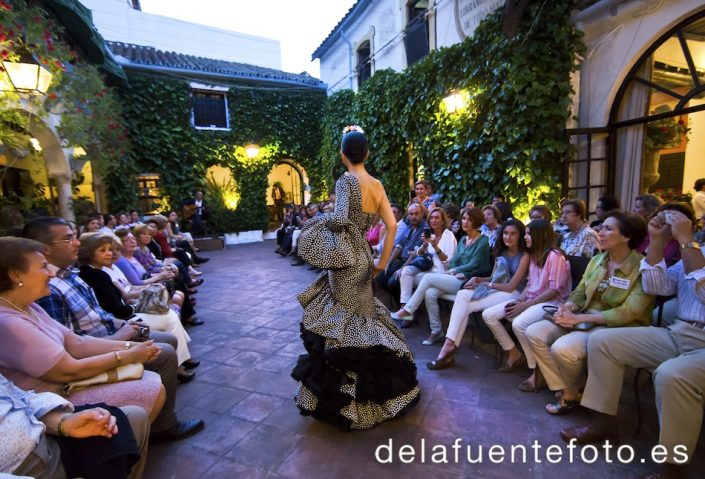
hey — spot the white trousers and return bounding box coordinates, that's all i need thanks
[482,301,552,369]
[136,309,192,365]
[399,266,427,304]
[446,289,519,345]
[404,273,465,334]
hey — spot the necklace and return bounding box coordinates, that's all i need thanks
[0,296,33,316]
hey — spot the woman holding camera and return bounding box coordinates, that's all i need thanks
[391,207,492,346]
[427,219,530,369]
[0,237,165,421]
[525,211,653,414]
[398,207,457,307]
[77,233,198,381]
[482,219,571,391]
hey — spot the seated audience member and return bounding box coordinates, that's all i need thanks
[427,219,529,369]
[21,218,204,442]
[392,203,409,245]
[81,215,102,236]
[291,203,322,266]
[561,205,704,479]
[442,203,462,240]
[100,214,117,233]
[590,195,621,232]
[398,207,457,312]
[480,204,502,248]
[633,194,664,254]
[391,207,492,345]
[274,206,295,255]
[166,211,197,252]
[639,204,684,268]
[367,214,383,251]
[0,237,164,421]
[559,199,599,258]
[553,198,570,236]
[492,193,514,222]
[375,203,428,300]
[692,177,705,220]
[133,224,202,291]
[114,230,201,326]
[528,205,553,223]
[152,214,208,266]
[0,373,149,479]
[410,180,436,211]
[77,233,198,380]
[373,203,404,257]
[525,211,653,414]
[115,213,131,232]
[128,211,142,228]
[482,219,571,391]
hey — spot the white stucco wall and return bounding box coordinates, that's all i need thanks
[575,0,705,128]
[78,0,282,70]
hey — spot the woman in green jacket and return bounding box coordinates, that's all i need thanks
[525,210,654,415]
[391,207,492,345]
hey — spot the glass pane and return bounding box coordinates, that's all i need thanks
[589,187,606,213]
[683,17,705,85]
[652,37,694,92]
[589,160,607,185]
[590,133,608,159]
[568,161,588,188]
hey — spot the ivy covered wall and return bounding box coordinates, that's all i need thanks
[111,74,326,232]
[319,2,585,218]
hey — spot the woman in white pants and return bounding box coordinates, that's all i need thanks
[398,207,457,305]
[482,219,571,391]
[391,207,493,345]
[427,219,530,369]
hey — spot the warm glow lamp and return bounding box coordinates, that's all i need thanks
[1,50,53,95]
[245,143,260,159]
[442,92,467,113]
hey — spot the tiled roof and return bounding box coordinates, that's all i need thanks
[312,0,372,60]
[107,42,325,89]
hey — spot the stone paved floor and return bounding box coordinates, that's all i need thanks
[144,240,705,478]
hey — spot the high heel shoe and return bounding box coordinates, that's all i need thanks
[427,346,458,370]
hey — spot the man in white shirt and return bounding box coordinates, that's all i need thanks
[561,204,705,479]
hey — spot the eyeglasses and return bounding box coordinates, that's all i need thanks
[51,234,78,244]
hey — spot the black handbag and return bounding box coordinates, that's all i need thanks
[408,253,433,271]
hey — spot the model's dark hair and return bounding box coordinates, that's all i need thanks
[22,217,69,245]
[0,237,47,292]
[526,219,557,268]
[494,218,527,258]
[603,210,648,250]
[340,131,368,164]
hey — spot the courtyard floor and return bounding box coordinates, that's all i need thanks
[143,240,705,479]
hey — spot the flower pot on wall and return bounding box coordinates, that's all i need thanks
[641,149,661,193]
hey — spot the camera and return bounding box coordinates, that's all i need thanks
[137,325,150,340]
[423,227,432,238]
[664,211,675,225]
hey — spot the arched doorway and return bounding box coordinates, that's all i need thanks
[267,160,306,221]
[610,8,705,207]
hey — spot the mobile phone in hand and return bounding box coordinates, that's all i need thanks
[423,227,432,238]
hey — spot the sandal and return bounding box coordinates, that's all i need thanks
[545,398,581,415]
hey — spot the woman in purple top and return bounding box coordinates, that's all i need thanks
[0,237,165,421]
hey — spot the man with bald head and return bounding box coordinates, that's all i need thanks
[374,203,428,305]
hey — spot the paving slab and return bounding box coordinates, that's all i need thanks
[143,240,705,478]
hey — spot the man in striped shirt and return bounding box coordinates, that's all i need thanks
[561,203,704,479]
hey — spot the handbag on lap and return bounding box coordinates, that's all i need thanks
[64,363,144,395]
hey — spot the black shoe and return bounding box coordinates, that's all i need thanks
[177,366,195,383]
[189,278,204,287]
[194,257,209,264]
[182,358,200,369]
[183,316,204,326]
[150,419,205,444]
[291,258,305,266]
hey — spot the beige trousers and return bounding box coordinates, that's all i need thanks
[581,321,705,464]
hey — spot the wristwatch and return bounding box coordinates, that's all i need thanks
[680,241,701,250]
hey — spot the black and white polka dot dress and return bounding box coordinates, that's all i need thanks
[291,173,420,430]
